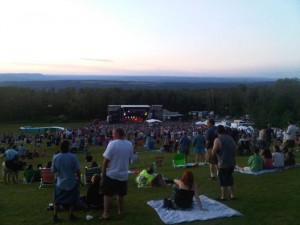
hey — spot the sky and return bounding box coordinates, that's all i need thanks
[0,0,299,77]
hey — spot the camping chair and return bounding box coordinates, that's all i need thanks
[155,156,164,168]
[39,168,56,188]
[81,166,101,186]
[173,153,186,168]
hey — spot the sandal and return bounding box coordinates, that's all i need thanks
[99,216,110,220]
[216,197,227,201]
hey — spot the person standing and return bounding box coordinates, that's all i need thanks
[51,139,81,222]
[205,119,218,180]
[265,124,274,148]
[101,128,134,220]
[179,131,191,163]
[211,125,237,200]
[192,130,206,164]
[285,119,298,152]
[17,143,27,159]
[257,126,267,150]
[1,146,20,184]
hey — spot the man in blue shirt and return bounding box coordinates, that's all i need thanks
[179,131,191,163]
[1,146,20,184]
[2,147,18,160]
[51,139,80,222]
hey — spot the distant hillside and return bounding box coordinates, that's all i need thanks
[0,73,280,89]
[0,73,48,82]
[0,79,274,90]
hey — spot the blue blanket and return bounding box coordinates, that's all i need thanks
[234,163,300,175]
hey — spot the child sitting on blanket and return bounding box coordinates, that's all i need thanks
[272,145,284,168]
[261,148,273,169]
[236,146,263,172]
[162,171,206,211]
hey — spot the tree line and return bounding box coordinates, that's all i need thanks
[1,78,299,128]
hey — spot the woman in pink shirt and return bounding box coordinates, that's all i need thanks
[261,148,273,169]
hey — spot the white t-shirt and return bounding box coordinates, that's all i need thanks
[272,152,284,167]
[286,125,298,141]
[103,139,134,181]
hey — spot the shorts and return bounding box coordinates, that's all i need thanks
[102,175,127,197]
[179,149,189,155]
[218,166,234,187]
[194,147,206,154]
[205,149,218,164]
[2,162,18,177]
[54,183,80,205]
[286,140,295,148]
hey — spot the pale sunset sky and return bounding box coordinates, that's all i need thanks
[0,0,299,77]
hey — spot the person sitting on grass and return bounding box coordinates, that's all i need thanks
[236,146,263,172]
[89,160,99,168]
[23,164,41,183]
[45,161,52,168]
[272,145,284,168]
[260,148,273,169]
[162,170,206,211]
[85,152,93,162]
[136,166,168,187]
[85,174,103,209]
[284,151,296,166]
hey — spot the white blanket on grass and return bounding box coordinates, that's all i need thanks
[234,168,278,175]
[147,195,242,224]
[175,162,207,168]
[235,163,300,175]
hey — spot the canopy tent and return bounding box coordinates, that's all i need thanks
[195,121,206,125]
[146,119,162,123]
[237,125,255,134]
[215,122,231,128]
[20,126,65,134]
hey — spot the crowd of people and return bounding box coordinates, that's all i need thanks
[0,118,299,221]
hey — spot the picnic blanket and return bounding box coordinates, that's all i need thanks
[185,162,207,167]
[147,195,242,224]
[235,163,300,175]
[174,162,208,168]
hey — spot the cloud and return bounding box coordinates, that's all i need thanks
[81,58,113,63]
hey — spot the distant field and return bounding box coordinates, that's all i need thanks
[0,122,299,225]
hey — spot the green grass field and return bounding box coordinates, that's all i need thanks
[0,123,299,225]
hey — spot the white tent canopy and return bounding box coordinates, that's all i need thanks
[146,119,162,123]
[195,121,206,125]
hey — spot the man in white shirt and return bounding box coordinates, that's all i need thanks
[285,120,298,151]
[101,128,134,220]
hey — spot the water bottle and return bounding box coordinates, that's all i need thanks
[152,162,157,172]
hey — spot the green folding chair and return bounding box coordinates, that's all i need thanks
[173,153,186,168]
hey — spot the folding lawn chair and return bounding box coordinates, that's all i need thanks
[173,153,186,168]
[155,156,164,168]
[39,168,56,188]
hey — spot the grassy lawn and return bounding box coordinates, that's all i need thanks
[0,123,299,225]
